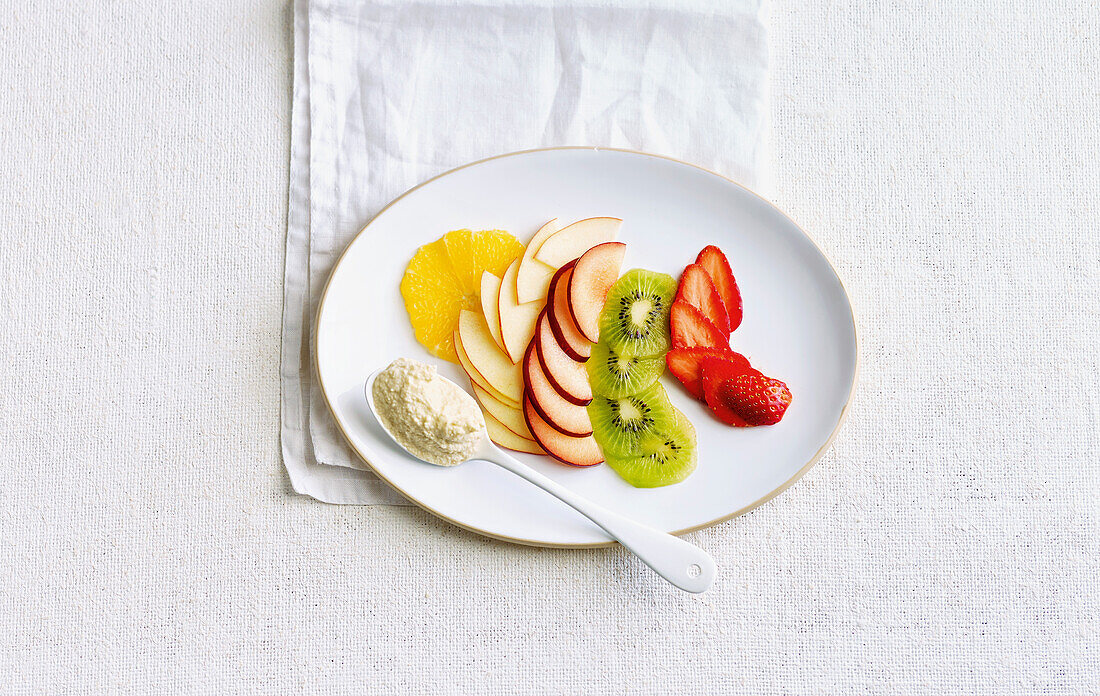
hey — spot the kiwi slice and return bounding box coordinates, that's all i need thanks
[598,269,677,358]
[587,383,674,457]
[586,342,665,398]
[604,408,697,488]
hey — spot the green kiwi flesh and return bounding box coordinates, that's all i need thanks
[586,341,665,398]
[604,408,697,488]
[587,383,675,457]
[598,269,677,358]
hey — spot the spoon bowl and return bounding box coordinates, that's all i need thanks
[364,368,494,467]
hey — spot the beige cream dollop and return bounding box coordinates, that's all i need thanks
[371,358,484,466]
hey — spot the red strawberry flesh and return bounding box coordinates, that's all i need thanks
[696,245,743,332]
[719,372,792,425]
[675,264,730,334]
[700,356,757,426]
[666,347,750,400]
[670,301,728,349]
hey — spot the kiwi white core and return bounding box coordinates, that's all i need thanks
[618,399,643,422]
[630,299,653,327]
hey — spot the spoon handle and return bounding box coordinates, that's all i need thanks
[480,444,716,593]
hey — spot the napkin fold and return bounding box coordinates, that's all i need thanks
[282,0,770,504]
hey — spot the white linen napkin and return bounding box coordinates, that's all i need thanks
[282,0,770,504]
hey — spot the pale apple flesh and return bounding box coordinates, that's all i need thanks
[471,381,533,440]
[522,392,604,467]
[484,410,544,455]
[516,219,561,304]
[534,311,592,405]
[521,341,593,438]
[454,328,519,409]
[568,241,626,343]
[546,262,593,361]
[457,310,524,405]
[480,271,504,351]
[534,217,622,269]
[496,258,542,363]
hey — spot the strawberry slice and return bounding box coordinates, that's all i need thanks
[700,356,757,426]
[696,245,743,332]
[667,347,750,399]
[670,301,728,349]
[720,372,792,425]
[675,264,730,334]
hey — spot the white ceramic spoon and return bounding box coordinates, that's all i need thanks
[364,369,717,593]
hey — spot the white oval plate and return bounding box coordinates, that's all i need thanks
[316,148,857,547]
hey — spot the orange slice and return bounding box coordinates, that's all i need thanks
[445,229,523,296]
[401,229,523,363]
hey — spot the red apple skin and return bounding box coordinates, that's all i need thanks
[567,241,626,343]
[535,312,592,406]
[521,391,604,468]
[546,262,592,362]
[521,340,593,437]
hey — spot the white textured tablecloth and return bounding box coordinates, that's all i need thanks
[1,1,1097,693]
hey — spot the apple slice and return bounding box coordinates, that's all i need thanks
[454,328,519,409]
[457,310,524,405]
[497,259,542,363]
[535,217,622,269]
[480,271,505,351]
[471,382,533,440]
[484,409,544,455]
[535,312,591,405]
[522,341,592,437]
[568,241,626,342]
[522,392,603,467]
[516,219,561,304]
[546,262,592,361]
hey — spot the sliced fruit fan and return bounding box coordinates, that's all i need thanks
[400,218,792,488]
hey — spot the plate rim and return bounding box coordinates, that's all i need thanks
[312,146,859,548]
